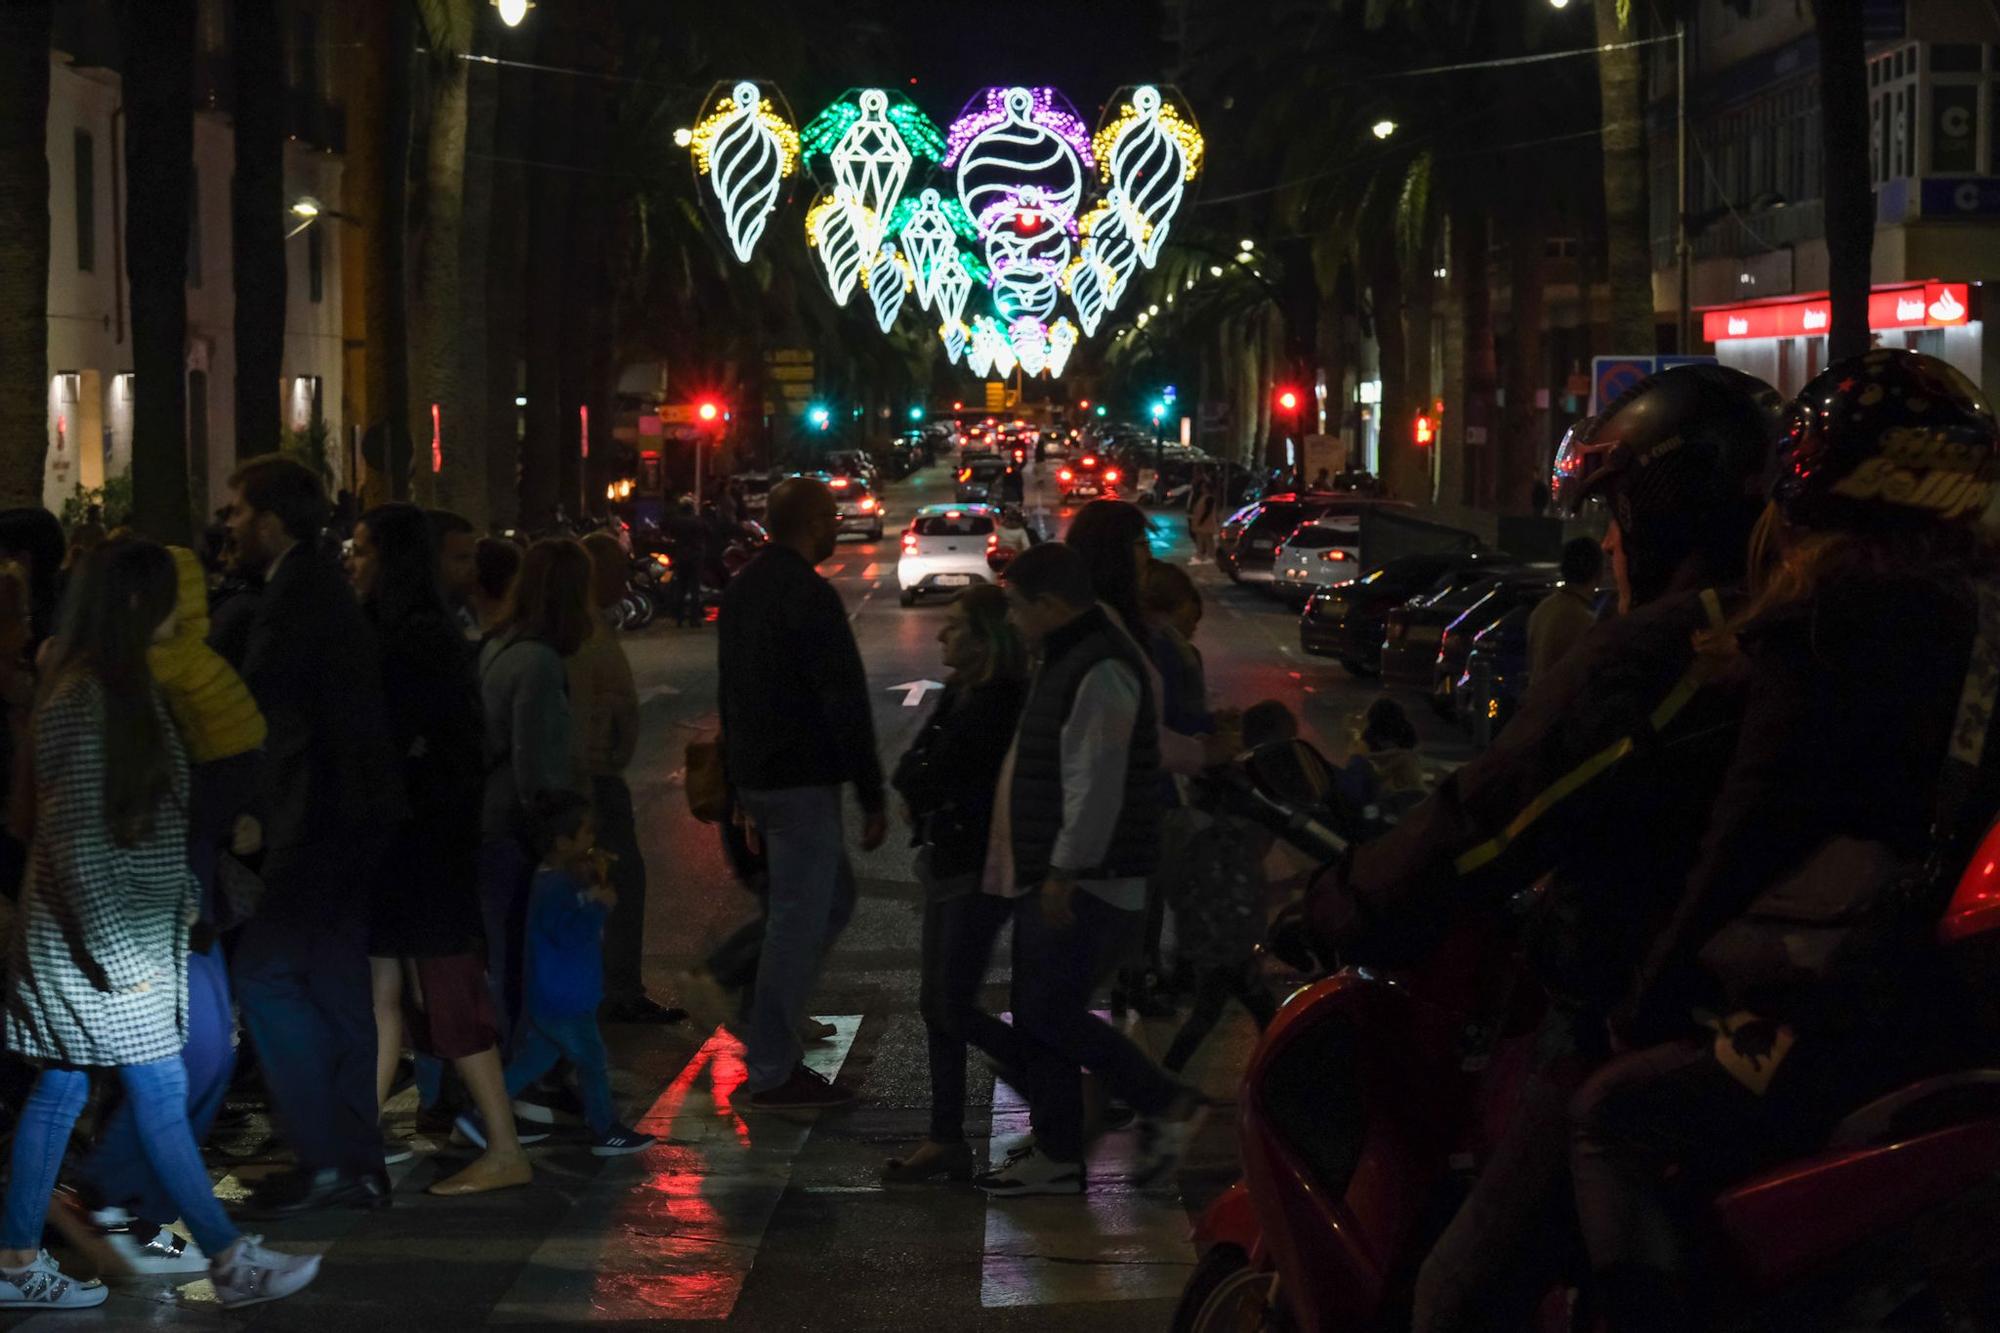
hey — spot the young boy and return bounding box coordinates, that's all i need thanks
[459,791,657,1156]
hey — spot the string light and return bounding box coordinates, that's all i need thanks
[938,319,970,365]
[1009,317,1050,377]
[689,81,800,263]
[950,86,1091,229]
[970,316,1016,379]
[896,189,958,309]
[1093,86,1203,268]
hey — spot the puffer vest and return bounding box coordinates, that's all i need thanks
[1010,606,1162,885]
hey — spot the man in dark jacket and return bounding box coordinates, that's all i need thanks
[718,476,885,1111]
[220,455,405,1216]
[972,542,1199,1198]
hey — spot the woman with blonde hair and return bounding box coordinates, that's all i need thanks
[882,585,1029,1183]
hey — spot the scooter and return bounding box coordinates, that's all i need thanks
[1174,763,2000,1333]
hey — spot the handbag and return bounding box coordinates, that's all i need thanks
[1698,579,2000,1031]
[685,733,729,824]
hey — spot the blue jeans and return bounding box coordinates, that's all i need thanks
[1012,890,1179,1163]
[503,1014,616,1135]
[233,874,381,1178]
[736,786,856,1093]
[78,944,235,1225]
[2,1058,239,1257]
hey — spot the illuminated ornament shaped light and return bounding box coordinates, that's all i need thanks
[1094,85,1203,269]
[896,189,959,309]
[689,81,800,263]
[1009,318,1050,377]
[803,89,945,258]
[939,320,970,365]
[947,86,1094,229]
[984,191,1073,323]
[1046,317,1079,378]
[1079,193,1143,313]
[933,250,974,328]
[970,316,1016,379]
[862,245,912,333]
[805,187,874,306]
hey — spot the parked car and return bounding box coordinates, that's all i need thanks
[1270,501,1415,603]
[1298,551,1490,675]
[1454,603,1534,740]
[1378,555,1528,688]
[1429,567,1559,716]
[735,470,779,517]
[957,456,1008,503]
[1220,494,1408,586]
[898,504,999,604]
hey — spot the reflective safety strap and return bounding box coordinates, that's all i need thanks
[1452,588,1729,877]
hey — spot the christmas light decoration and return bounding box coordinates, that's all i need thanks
[1046,317,1079,377]
[689,80,800,263]
[1062,247,1117,336]
[969,316,1016,379]
[805,187,874,306]
[1094,85,1203,269]
[939,319,970,365]
[1077,193,1143,316]
[948,86,1093,229]
[1009,318,1050,377]
[862,245,912,333]
[933,250,975,337]
[802,89,945,256]
[896,189,958,309]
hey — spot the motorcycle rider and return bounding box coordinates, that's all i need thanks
[1570,349,2000,1332]
[1319,365,1786,1331]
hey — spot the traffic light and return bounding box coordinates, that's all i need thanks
[1414,413,1434,446]
[1276,387,1300,413]
[808,404,832,431]
[1094,404,1107,417]
[696,400,721,424]
[908,405,925,422]
[1150,401,1166,421]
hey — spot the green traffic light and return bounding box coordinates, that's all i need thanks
[908,406,925,422]
[1094,405,1107,417]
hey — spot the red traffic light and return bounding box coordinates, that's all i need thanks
[1276,388,1300,413]
[1414,413,1434,446]
[696,401,721,423]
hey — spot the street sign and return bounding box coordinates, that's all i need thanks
[659,404,700,425]
[1590,356,1654,415]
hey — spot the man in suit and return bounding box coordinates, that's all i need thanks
[220,456,405,1215]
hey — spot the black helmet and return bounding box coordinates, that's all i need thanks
[1551,364,1784,605]
[1774,348,1999,532]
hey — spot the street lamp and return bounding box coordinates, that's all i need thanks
[1371,119,1397,140]
[1548,0,1571,7]
[493,0,532,27]
[908,405,924,422]
[1238,238,1254,252]
[289,196,321,218]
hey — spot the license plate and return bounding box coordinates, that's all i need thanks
[935,574,972,586]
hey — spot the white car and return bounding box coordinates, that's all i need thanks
[1273,514,1364,602]
[898,504,999,605]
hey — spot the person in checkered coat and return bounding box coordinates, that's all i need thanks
[0,538,321,1312]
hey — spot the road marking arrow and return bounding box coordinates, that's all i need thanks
[888,679,944,707]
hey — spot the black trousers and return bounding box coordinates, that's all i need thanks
[594,775,648,1006]
[917,890,1016,1143]
[1161,959,1276,1074]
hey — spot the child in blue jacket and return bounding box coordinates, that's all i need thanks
[461,791,655,1156]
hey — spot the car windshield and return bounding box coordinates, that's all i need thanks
[915,514,995,537]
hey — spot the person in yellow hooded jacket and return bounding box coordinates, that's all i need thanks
[66,544,269,1274]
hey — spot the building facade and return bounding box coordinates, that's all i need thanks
[41,0,348,519]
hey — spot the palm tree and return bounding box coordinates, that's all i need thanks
[231,0,285,461]
[0,2,52,508]
[119,0,195,542]
[350,0,413,504]
[1815,0,1871,361]
[1594,0,1655,352]
[409,0,474,512]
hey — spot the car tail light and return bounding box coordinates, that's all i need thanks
[901,531,919,551]
[959,468,972,482]
[1943,817,2000,943]
[1318,550,1351,563]
[1059,468,1073,483]
[986,532,998,549]
[1082,456,1097,467]
[859,497,876,511]
[651,551,672,569]
[1103,469,1120,484]
[830,476,849,488]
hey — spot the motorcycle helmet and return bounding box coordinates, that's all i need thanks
[1551,364,1784,605]
[1774,348,1999,533]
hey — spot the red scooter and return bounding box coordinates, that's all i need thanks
[1175,770,2000,1333]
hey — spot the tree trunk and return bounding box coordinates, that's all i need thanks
[482,24,529,529]
[353,0,412,504]
[1595,0,1655,352]
[230,0,285,461]
[1501,205,1547,512]
[120,0,194,543]
[1816,0,1873,361]
[409,0,473,510]
[1446,205,1498,510]
[1368,231,1422,504]
[518,20,576,528]
[0,2,52,508]
[454,10,498,529]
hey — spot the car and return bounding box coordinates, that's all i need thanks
[1298,551,1487,675]
[898,504,1000,604]
[1058,452,1123,503]
[825,473,884,540]
[1429,567,1559,717]
[1219,493,1405,585]
[1271,502,1416,603]
[957,456,1008,502]
[1378,556,1529,689]
[822,449,878,486]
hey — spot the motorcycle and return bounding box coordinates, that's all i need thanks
[1173,752,2000,1333]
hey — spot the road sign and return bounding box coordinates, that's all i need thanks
[1590,356,1654,415]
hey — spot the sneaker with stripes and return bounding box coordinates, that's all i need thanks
[209,1235,322,1310]
[0,1251,108,1309]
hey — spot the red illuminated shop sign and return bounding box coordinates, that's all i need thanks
[1702,282,1971,342]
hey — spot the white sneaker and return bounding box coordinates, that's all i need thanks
[1132,1094,1209,1187]
[209,1235,321,1309]
[995,1130,1034,1162]
[0,1251,108,1309]
[974,1145,1085,1197]
[102,1225,209,1276]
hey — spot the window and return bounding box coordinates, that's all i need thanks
[914,514,994,538]
[73,130,93,272]
[307,222,323,303]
